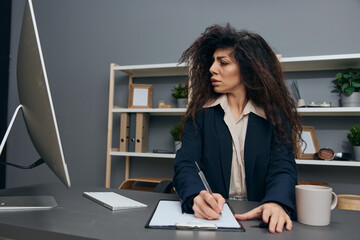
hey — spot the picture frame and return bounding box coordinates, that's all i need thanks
[128,84,153,108]
[297,126,320,159]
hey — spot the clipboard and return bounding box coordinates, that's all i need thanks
[145,200,245,232]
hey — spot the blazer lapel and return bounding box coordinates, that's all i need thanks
[244,113,266,184]
[213,107,232,195]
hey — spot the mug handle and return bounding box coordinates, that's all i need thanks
[331,192,338,210]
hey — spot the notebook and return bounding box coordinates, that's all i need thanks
[83,192,147,211]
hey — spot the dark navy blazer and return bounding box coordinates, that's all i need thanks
[173,105,297,218]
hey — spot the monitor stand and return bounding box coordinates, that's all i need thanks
[0,105,22,156]
[0,195,57,211]
[0,105,57,210]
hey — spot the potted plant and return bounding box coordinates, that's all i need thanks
[347,125,360,161]
[170,122,182,152]
[331,68,360,107]
[171,83,188,108]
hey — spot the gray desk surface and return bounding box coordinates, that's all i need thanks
[0,184,359,240]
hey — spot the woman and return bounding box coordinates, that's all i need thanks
[173,24,302,233]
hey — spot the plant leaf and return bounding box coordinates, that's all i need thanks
[335,72,343,79]
[344,86,355,95]
[352,80,360,88]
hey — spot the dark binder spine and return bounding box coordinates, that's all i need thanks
[128,113,136,152]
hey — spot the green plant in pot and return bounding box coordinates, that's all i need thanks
[171,83,188,108]
[331,68,360,107]
[170,122,182,152]
[347,125,360,161]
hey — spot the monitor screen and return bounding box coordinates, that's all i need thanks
[16,0,71,188]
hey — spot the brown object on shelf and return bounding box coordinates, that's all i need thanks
[119,113,130,152]
[135,113,149,153]
[297,126,320,159]
[316,148,335,160]
[298,180,329,187]
[336,194,360,211]
[159,104,172,108]
[119,177,172,192]
[128,84,153,108]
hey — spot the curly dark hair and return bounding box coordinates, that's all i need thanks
[179,23,302,154]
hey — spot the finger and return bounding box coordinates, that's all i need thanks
[198,203,221,219]
[193,206,207,219]
[192,196,211,219]
[275,216,286,233]
[268,214,278,234]
[194,193,221,219]
[200,191,221,213]
[235,206,263,220]
[285,216,293,231]
[213,193,226,211]
[262,207,271,224]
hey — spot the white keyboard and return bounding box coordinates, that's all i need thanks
[83,192,147,211]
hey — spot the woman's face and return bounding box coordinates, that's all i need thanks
[209,48,243,94]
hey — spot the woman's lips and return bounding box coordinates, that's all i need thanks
[211,78,221,85]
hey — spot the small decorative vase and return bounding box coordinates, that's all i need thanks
[354,146,360,161]
[341,92,360,107]
[174,141,182,153]
[177,98,188,108]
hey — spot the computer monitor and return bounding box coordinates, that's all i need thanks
[0,0,71,190]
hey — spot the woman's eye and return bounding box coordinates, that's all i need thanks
[220,61,228,66]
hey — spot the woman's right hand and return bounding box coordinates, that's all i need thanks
[192,190,226,220]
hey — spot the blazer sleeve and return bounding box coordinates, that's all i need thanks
[260,118,298,219]
[173,112,206,213]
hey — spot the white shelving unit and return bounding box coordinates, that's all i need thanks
[112,107,187,116]
[297,107,360,116]
[111,107,360,116]
[296,159,360,167]
[105,53,360,188]
[109,151,360,167]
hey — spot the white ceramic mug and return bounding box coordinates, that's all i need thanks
[295,185,337,226]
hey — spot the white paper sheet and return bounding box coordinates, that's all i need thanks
[133,88,148,106]
[148,200,241,229]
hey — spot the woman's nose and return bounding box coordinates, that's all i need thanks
[209,62,217,75]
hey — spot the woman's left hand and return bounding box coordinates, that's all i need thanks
[234,202,292,233]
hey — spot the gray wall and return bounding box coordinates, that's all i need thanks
[6,0,360,195]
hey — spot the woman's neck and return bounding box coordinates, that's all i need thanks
[227,89,247,121]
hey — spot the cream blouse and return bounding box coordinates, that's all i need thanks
[204,94,266,199]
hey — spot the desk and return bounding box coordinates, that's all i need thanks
[0,184,359,240]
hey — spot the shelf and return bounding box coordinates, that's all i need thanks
[296,159,360,167]
[297,107,360,116]
[281,53,360,72]
[113,53,360,77]
[114,63,188,77]
[110,150,360,167]
[112,107,186,116]
[112,106,360,116]
[110,150,176,159]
